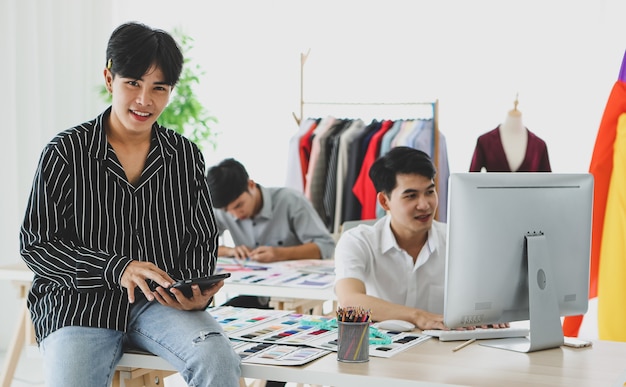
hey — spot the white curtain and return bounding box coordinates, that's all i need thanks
[0,0,113,349]
[1,1,112,260]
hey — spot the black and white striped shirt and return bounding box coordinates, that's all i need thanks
[20,108,217,343]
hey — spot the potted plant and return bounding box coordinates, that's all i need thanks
[99,28,218,150]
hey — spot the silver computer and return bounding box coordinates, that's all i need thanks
[444,173,593,352]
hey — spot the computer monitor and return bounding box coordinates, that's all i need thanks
[444,173,593,353]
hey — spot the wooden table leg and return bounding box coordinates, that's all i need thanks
[1,299,28,387]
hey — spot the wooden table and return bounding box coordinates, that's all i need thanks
[7,263,623,387]
[0,263,35,387]
[117,330,626,387]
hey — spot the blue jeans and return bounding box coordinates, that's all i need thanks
[40,296,241,387]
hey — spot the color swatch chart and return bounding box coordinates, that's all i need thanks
[230,339,330,366]
[209,306,330,365]
[209,305,291,335]
[211,307,431,359]
[216,258,335,289]
[306,325,431,358]
[229,313,337,347]
[277,259,336,275]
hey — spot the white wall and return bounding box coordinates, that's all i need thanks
[1,0,113,351]
[108,0,626,182]
[2,0,623,350]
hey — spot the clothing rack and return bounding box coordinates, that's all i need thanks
[292,51,439,127]
[291,50,442,220]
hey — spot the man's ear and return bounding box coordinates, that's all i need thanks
[377,192,390,211]
[103,68,113,93]
[247,179,256,191]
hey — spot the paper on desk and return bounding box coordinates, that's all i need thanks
[231,339,331,365]
[279,259,335,274]
[216,258,335,288]
[226,270,334,288]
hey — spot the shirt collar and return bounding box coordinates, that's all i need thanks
[88,107,111,161]
[426,221,440,254]
[87,107,175,162]
[380,215,397,254]
[380,215,440,255]
[255,184,273,221]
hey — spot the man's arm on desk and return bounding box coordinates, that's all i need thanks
[335,278,446,330]
[219,242,324,263]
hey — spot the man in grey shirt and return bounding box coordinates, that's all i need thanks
[206,158,335,298]
[207,158,335,262]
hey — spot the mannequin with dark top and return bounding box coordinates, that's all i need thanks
[499,99,528,171]
[469,97,551,172]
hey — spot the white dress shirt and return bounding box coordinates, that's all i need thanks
[334,215,446,313]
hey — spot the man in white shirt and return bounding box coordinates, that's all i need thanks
[334,146,447,330]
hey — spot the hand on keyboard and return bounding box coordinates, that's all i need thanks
[475,323,509,329]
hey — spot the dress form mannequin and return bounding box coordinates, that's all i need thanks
[499,98,528,171]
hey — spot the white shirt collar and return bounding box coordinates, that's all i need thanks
[379,215,441,256]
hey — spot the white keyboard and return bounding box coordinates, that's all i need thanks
[422,327,529,342]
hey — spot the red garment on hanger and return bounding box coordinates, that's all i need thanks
[298,120,318,190]
[352,120,394,219]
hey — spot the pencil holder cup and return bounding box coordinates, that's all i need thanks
[337,321,370,362]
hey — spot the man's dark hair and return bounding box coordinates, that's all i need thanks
[369,146,437,196]
[106,22,183,86]
[206,158,250,208]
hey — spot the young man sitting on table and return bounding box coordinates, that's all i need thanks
[206,157,336,309]
[334,146,504,331]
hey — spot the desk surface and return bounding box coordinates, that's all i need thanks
[284,337,626,387]
[4,263,626,386]
[119,335,626,387]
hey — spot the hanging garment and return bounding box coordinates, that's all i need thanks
[353,120,394,220]
[309,119,349,226]
[304,116,336,199]
[333,119,366,233]
[341,120,382,223]
[286,118,318,192]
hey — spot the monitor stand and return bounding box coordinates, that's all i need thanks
[479,232,565,353]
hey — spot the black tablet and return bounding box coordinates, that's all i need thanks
[153,273,231,298]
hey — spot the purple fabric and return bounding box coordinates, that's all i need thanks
[619,50,626,83]
[469,127,552,172]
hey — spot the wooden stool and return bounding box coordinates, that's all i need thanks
[113,367,175,387]
[114,351,250,387]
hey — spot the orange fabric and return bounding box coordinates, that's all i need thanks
[562,73,626,337]
[597,113,626,341]
[588,81,626,299]
[562,315,584,337]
